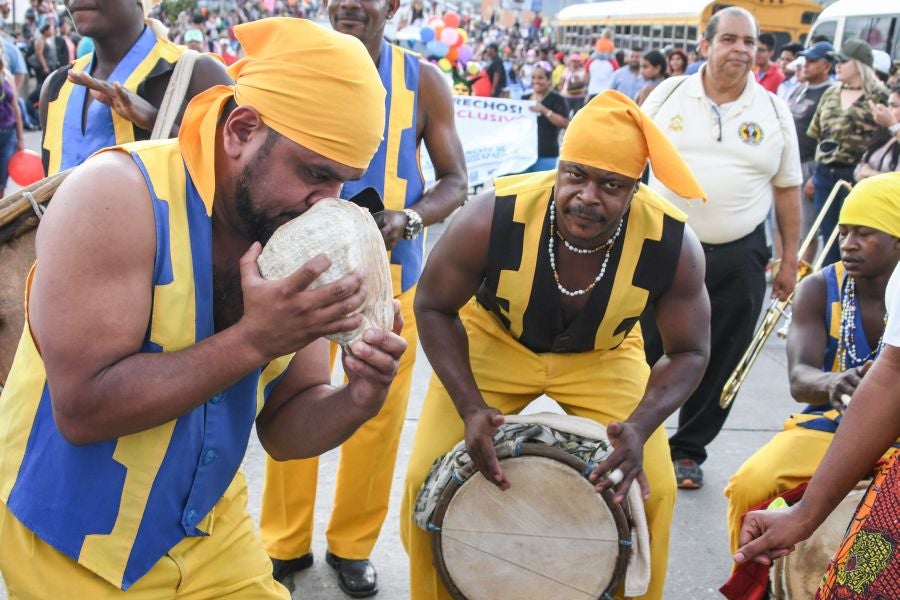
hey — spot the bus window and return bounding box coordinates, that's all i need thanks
[842,16,891,52]
[663,25,673,38]
[808,19,836,44]
[801,11,817,25]
[675,25,685,39]
[687,26,698,41]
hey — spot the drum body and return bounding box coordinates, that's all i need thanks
[0,227,35,385]
[772,482,869,599]
[416,416,634,600]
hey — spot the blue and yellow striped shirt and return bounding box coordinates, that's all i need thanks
[0,139,292,590]
[342,40,424,296]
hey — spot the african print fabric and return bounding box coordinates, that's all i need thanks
[817,450,900,599]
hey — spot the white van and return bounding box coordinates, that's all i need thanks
[807,0,899,57]
[807,0,900,59]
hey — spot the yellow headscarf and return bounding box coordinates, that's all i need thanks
[559,90,706,201]
[839,172,900,238]
[178,17,386,214]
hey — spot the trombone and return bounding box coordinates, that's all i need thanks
[719,179,852,410]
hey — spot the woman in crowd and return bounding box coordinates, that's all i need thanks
[855,85,900,179]
[635,49,668,105]
[521,61,570,172]
[807,38,888,265]
[559,53,588,114]
[668,48,689,77]
[0,51,25,197]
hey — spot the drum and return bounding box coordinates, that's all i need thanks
[0,171,69,385]
[771,481,869,599]
[414,413,639,600]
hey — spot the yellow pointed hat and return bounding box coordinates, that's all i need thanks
[559,90,706,201]
[178,17,386,214]
[839,172,900,238]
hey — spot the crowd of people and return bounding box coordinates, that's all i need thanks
[0,1,897,600]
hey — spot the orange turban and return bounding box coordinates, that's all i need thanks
[559,90,706,201]
[178,18,386,214]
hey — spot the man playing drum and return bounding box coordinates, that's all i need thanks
[735,173,900,600]
[0,19,406,597]
[724,174,900,561]
[400,90,712,600]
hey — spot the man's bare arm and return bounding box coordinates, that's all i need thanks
[31,152,368,445]
[772,185,802,300]
[592,225,710,502]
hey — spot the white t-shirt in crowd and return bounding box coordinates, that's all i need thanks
[885,262,900,348]
[642,67,803,244]
[587,58,615,96]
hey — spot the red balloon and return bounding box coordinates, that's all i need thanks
[442,11,460,29]
[8,150,43,187]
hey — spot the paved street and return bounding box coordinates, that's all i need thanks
[1,129,796,598]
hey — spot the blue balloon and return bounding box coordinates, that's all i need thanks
[420,26,435,43]
[426,40,443,57]
[432,40,449,58]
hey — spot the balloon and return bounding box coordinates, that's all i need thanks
[458,44,473,64]
[8,150,43,187]
[428,16,443,28]
[446,46,459,63]
[419,26,434,43]
[426,40,449,58]
[442,11,460,28]
[454,28,467,46]
[433,24,444,40]
[440,27,458,46]
[438,58,452,72]
[466,61,480,75]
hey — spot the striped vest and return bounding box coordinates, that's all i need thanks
[794,262,881,433]
[0,140,293,590]
[476,170,687,354]
[41,26,184,175]
[342,39,423,296]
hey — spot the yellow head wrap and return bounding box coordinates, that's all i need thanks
[178,17,386,214]
[559,90,706,201]
[839,172,900,238]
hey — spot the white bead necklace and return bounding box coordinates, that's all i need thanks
[837,275,887,371]
[548,200,624,297]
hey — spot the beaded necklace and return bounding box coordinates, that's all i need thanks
[837,275,887,371]
[548,200,624,297]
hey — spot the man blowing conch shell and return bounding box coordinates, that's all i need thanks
[0,18,406,599]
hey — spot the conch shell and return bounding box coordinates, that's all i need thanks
[257,199,394,347]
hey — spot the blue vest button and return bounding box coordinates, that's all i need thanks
[210,393,224,404]
[184,509,198,527]
[202,449,217,465]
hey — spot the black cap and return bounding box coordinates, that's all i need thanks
[827,38,874,68]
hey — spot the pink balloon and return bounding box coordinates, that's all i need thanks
[442,11,460,28]
[440,27,458,46]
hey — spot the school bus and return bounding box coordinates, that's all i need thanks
[556,0,822,53]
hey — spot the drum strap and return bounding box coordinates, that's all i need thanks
[151,49,200,140]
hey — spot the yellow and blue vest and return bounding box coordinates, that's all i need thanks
[41,26,183,175]
[341,40,423,297]
[476,170,687,353]
[793,262,880,433]
[0,140,292,590]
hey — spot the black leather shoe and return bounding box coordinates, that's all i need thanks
[325,549,378,597]
[271,552,313,581]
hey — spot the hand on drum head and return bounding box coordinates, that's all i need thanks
[733,505,811,566]
[236,243,368,361]
[463,407,509,490]
[588,421,650,504]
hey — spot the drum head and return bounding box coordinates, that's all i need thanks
[777,483,868,599]
[432,450,630,600]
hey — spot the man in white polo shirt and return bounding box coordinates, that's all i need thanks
[641,6,802,489]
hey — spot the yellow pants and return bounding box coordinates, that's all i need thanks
[724,425,834,557]
[259,286,418,560]
[0,471,288,599]
[400,301,676,600]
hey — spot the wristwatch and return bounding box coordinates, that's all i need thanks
[403,208,424,240]
[890,123,900,136]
